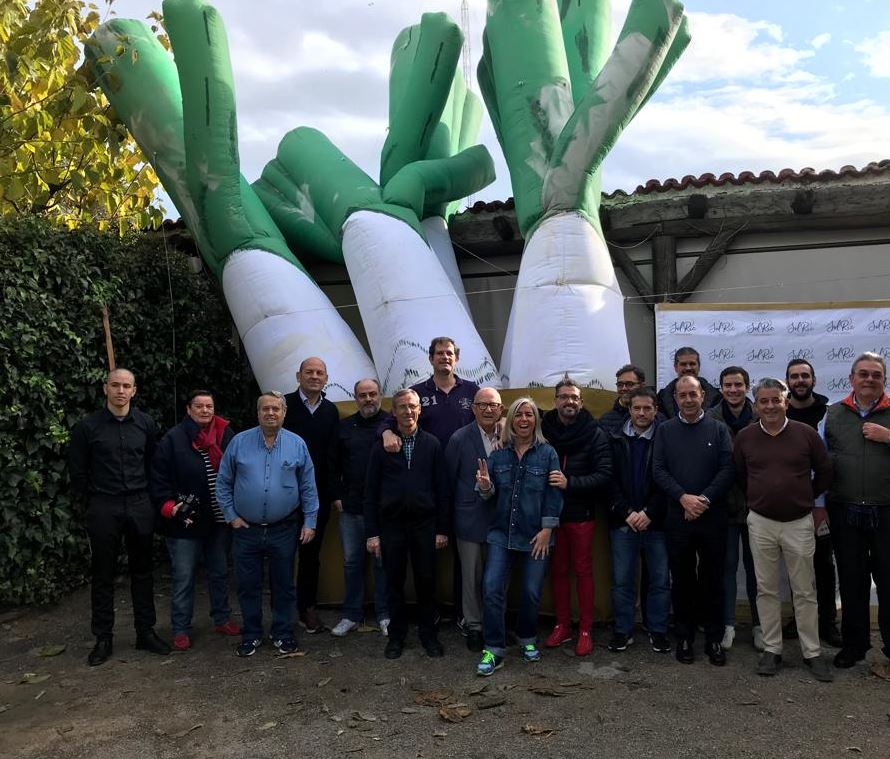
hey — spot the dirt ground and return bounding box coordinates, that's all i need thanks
[2,572,889,759]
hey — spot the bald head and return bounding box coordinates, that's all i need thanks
[297,356,328,400]
[472,387,503,433]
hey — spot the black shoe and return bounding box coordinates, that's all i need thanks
[675,639,694,664]
[385,638,404,660]
[756,652,782,676]
[422,637,444,658]
[466,630,484,653]
[833,646,866,668]
[88,636,113,666]
[819,623,843,649]
[803,656,834,682]
[782,618,799,640]
[608,633,634,652]
[705,641,726,666]
[135,629,171,656]
[649,632,671,654]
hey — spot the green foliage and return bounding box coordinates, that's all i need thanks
[0,0,165,233]
[0,217,257,606]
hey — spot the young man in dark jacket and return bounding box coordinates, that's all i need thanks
[365,389,450,660]
[540,378,612,656]
[608,387,671,654]
[329,379,389,637]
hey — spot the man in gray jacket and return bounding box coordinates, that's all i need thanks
[444,387,503,652]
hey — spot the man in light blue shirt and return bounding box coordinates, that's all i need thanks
[217,391,319,657]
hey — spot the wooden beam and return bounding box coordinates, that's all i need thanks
[651,235,677,302]
[609,244,654,308]
[675,223,747,301]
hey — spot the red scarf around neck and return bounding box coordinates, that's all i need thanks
[193,415,229,470]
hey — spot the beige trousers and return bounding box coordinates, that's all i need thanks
[747,510,821,659]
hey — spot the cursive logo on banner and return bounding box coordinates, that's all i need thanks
[875,346,890,361]
[788,348,815,362]
[868,319,890,334]
[826,346,856,363]
[709,347,736,362]
[708,321,735,335]
[746,320,775,335]
[787,320,814,336]
[826,318,855,333]
[746,347,775,363]
[669,321,696,335]
[827,376,852,393]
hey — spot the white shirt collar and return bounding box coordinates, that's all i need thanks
[758,417,789,436]
[299,388,322,414]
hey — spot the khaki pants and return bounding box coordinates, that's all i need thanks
[747,511,821,659]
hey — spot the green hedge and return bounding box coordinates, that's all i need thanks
[0,217,257,606]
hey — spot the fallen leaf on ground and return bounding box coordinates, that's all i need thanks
[477,696,507,710]
[439,703,472,723]
[432,730,447,738]
[400,707,419,714]
[738,700,760,706]
[399,676,408,686]
[354,711,377,722]
[34,689,46,700]
[55,724,74,735]
[317,677,332,687]
[522,724,555,737]
[19,673,50,685]
[467,683,488,696]
[870,662,890,681]
[415,689,455,707]
[328,650,343,658]
[344,748,363,754]
[529,686,569,697]
[0,705,10,714]
[171,724,204,739]
[558,681,582,687]
[258,722,277,731]
[845,748,862,753]
[38,644,66,657]
[276,651,307,659]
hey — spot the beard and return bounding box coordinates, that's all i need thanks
[789,385,814,402]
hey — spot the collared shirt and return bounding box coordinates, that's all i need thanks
[678,409,705,424]
[410,375,479,445]
[402,432,417,469]
[478,423,501,455]
[758,417,789,436]
[68,406,157,497]
[216,427,320,526]
[299,388,322,415]
[622,417,656,440]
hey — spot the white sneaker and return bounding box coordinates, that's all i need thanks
[722,625,735,650]
[378,618,390,637]
[752,625,765,652]
[331,618,358,637]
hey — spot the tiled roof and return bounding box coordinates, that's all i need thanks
[462,161,890,212]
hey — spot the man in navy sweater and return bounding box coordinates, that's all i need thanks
[365,388,450,660]
[654,375,735,666]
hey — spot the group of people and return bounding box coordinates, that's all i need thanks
[67,340,890,685]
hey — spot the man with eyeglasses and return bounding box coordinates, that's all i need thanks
[445,387,504,652]
[783,360,842,649]
[600,364,648,435]
[823,352,890,668]
[541,377,612,656]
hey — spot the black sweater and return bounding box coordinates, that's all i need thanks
[363,429,450,538]
[283,391,340,505]
[331,409,385,514]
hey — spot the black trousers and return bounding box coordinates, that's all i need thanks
[297,500,330,614]
[85,492,157,637]
[380,509,437,644]
[814,532,838,629]
[828,502,890,652]
[666,515,727,645]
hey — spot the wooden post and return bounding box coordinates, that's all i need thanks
[652,235,677,302]
[101,305,116,371]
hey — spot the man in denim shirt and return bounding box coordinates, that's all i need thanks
[217,392,320,657]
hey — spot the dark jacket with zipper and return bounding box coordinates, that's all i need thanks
[608,419,665,530]
[283,391,340,506]
[541,408,612,522]
[150,415,234,538]
[706,399,754,525]
[332,409,385,515]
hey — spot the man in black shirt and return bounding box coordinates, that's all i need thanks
[283,356,341,634]
[68,368,170,665]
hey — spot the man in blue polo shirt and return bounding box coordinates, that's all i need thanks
[217,391,320,657]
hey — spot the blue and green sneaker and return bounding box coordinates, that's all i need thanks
[476,649,504,676]
[522,643,542,663]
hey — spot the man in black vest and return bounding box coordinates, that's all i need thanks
[824,352,890,668]
[283,356,341,634]
[656,347,721,418]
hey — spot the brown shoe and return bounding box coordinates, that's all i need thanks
[299,607,325,634]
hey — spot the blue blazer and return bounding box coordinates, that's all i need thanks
[445,421,495,543]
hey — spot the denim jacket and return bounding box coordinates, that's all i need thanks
[483,442,563,551]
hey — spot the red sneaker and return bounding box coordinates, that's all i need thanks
[172,633,192,651]
[214,621,241,636]
[545,623,573,648]
[575,630,594,657]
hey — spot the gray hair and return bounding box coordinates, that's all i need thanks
[851,351,887,377]
[391,388,420,407]
[501,397,546,447]
[353,377,381,396]
[752,377,788,400]
[257,391,287,412]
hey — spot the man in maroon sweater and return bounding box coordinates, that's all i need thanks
[734,378,833,682]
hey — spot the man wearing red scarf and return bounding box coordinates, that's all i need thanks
[151,390,240,651]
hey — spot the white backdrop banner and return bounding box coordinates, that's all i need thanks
[655,301,890,402]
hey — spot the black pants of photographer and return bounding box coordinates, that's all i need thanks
[297,500,331,614]
[85,492,157,637]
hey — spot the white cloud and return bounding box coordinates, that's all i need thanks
[810,32,831,49]
[855,31,890,78]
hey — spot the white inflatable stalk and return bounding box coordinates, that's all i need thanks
[341,211,499,394]
[222,248,376,401]
[421,216,470,313]
[499,212,630,388]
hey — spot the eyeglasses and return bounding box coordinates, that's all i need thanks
[854,371,885,380]
[555,394,581,402]
[616,381,640,389]
[473,402,502,410]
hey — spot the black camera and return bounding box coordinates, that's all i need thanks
[175,493,200,527]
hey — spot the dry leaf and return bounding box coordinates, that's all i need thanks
[399,676,408,686]
[317,677,332,687]
[38,644,66,657]
[19,673,50,685]
[439,703,472,723]
[401,707,419,714]
[276,651,307,659]
[258,722,277,731]
[0,705,10,714]
[522,724,555,737]
[529,686,568,697]
[467,683,488,696]
[415,689,455,707]
[846,749,862,754]
[432,730,447,738]
[871,662,890,681]
[477,695,507,710]
[355,711,377,722]
[171,723,203,739]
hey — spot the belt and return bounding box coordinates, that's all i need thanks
[239,508,300,528]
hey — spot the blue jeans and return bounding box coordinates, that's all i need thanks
[166,526,233,635]
[233,522,299,641]
[724,523,759,626]
[482,543,549,657]
[610,526,670,636]
[339,512,388,622]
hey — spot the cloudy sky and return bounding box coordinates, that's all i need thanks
[114,0,890,217]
